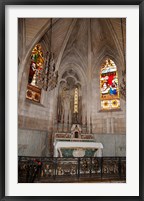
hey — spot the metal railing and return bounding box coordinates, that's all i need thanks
[18,156,126,183]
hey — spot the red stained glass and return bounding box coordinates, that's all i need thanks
[100,59,120,110]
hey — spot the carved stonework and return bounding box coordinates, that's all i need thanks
[71,124,82,139]
[120,76,126,100]
[73,149,85,157]
[26,84,41,102]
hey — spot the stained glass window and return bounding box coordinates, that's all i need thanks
[100,59,120,110]
[74,88,78,113]
[26,44,44,103]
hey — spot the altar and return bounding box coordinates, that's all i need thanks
[53,124,103,157]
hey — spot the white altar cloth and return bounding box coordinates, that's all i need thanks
[53,141,103,157]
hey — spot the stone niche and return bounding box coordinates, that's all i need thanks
[71,124,82,139]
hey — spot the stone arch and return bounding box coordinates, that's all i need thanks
[18,19,61,94]
[92,52,123,80]
[59,63,87,87]
[56,63,86,127]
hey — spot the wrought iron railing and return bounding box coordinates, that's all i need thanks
[18,156,126,183]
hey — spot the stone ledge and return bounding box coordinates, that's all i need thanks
[98,108,122,112]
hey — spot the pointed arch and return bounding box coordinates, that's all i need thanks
[100,59,120,110]
[26,44,45,103]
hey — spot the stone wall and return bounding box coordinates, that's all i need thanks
[18,129,50,157]
[94,133,126,156]
[18,129,126,157]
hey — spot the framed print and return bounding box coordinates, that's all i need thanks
[0,0,143,200]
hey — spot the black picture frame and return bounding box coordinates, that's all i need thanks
[0,0,143,200]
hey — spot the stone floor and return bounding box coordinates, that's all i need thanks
[35,177,126,183]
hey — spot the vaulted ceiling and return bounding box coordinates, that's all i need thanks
[18,18,126,86]
[39,18,125,69]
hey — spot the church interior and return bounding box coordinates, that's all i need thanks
[18,18,126,183]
